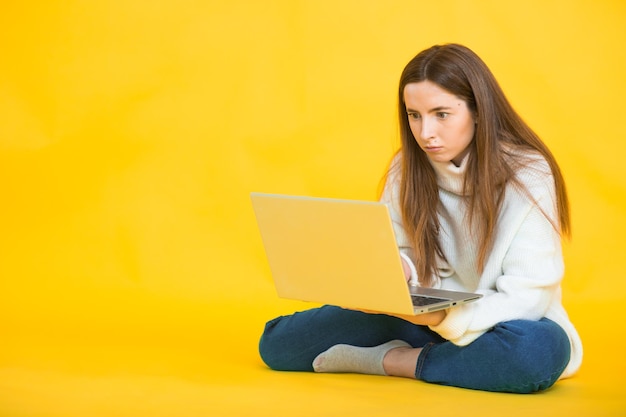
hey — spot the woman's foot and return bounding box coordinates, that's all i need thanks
[312,340,415,376]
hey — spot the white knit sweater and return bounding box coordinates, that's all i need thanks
[381,153,582,378]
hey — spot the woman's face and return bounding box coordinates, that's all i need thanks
[403,81,475,166]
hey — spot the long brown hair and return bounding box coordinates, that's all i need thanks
[392,44,570,286]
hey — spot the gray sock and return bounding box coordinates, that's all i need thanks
[312,340,411,376]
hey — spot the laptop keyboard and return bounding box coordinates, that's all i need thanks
[410,295,450,306]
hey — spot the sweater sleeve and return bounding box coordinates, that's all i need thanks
[429,163,564,345]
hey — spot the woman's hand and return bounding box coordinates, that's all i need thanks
[400,257,413,282]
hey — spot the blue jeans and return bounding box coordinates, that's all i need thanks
[258,306,571,393]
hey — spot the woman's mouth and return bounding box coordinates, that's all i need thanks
[424,146,443,153]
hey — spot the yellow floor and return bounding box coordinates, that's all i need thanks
[1,294,624,417]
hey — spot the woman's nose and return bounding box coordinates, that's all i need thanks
[420,118,435,140]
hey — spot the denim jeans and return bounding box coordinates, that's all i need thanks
[258,305,571,393]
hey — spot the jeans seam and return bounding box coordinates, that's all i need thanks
[414,342,436,380]
[513,361,569,393]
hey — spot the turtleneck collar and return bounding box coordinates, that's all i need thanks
[428,152,470,196]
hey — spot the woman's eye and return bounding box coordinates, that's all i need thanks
[437,112,449,119]
[408,112,421,120]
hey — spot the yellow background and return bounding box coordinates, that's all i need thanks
[1,1,625,416]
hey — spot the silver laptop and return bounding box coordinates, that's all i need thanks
[250,193,482,315]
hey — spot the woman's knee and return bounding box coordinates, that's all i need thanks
[495,319,571,392]
[258,315,302,371]
[258,307,343,371]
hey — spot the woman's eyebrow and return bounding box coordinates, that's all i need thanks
[406,106,453,113]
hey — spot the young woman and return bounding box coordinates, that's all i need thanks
[257,44,582,393]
